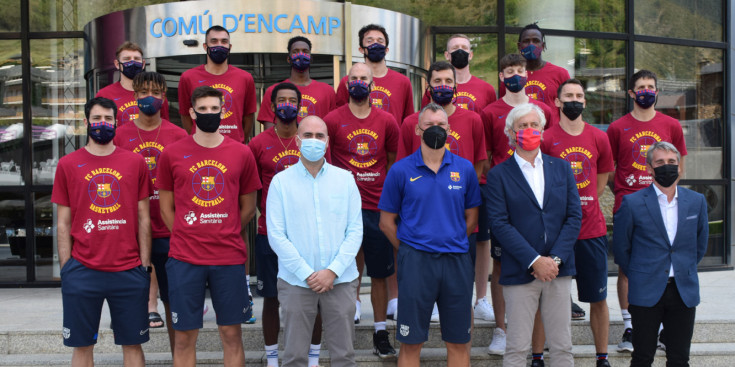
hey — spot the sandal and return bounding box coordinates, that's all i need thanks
[571,302,586,320]
[148,312,165,328]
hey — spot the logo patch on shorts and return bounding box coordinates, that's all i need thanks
[599,286,607,293]
[257,280,264,290]
[62,327,70,339]
[140,328,149,335]
[400,324,409,337]
[493,246,502,257]
[172,312,178,324]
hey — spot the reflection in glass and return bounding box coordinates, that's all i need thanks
[0,191,27,282]
[636,42,724,180]
[0,0,20,31]
[682,184,725,266]
[505,0,624,33]
[34,192,56,281]
[0,40,25,186]
[31,39,87,185]
[30,0,171,32]
[350,0,497,26]
[635,0,723,41]
[435,33,498,90]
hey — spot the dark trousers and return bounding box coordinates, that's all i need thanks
[629,280,696,367]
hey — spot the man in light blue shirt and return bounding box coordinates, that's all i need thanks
[266,115,362,367]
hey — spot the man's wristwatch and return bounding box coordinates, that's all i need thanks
[550,255,563,267]
[144,266,153,273]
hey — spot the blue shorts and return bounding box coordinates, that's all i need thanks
[151,238,171,303]
[490,233,502,261]
[468,233,477,267]
[362,209,395,279]
[396,244,473,344]
[574,236,609,303]
[255,234,278,298]
[61,257,150,347]
[166,258,251,331]
[477,184,491,242]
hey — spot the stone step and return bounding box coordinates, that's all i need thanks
[1,344,735,366]
[2,320,734,355]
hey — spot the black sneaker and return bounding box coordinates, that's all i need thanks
[597,359,611,367]
[373,330,397,359]
[531,359,545,367]
[616,328,633,352]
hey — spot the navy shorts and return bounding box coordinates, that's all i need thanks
[255,234,278,298]
[490,233,502,261]
[166,258,251,331]
[151,237,171,303]
[362,209,395,279]
[61,257,150,347]
[477,184,491,242]
[396,244,473,344]
[574,236,609,303]
[468,233,477,267]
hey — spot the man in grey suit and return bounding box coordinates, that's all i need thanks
[613,141,708,367]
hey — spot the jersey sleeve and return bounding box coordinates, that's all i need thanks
[257,85,275,124]
[384,114,400,153]
[240,146,262,195]
[396,118,415,161]
[481,107,493,152]
[178,72,193,119]
[670,120,688,156]
[471,113,488,163]
[420,90,431,110]
[377,166,403,213]
[156,150,174,191]
[401,78,415,120]
[606,123,620,164]
[336,76,349,107]
[464,161,482,209]
[50,160,70,206]
[244,72,257,115]
[596,129,615,173]
[486,84,498,104]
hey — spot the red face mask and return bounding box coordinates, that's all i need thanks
[515,128,542,151]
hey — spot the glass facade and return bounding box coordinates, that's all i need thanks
[0,0,731,284]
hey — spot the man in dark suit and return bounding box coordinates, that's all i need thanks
[485,103,582,366]
[613,141,708,367]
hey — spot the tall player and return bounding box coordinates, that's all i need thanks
[178,26,257,143]
[607,69,687,353]
[113,72,188,353]
[325,62,400,359]
[257,36,336,130]
[53,97,152,367]
[499,23,570,123]
[250,82,325,367]
[420,34,497,112]
[96,41,170,126]
[336,24,414,124]
[158,86,261,367]
[481,53,552,356]
[541,79,614,367]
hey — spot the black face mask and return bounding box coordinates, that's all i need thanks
[207,45,230,64]
[422,125,448,150]
[194,111,221,133]
[450,49,469,69]
[653,164,679,187]
[561,101,584,121]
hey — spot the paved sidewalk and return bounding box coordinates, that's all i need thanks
[0,269,733,332]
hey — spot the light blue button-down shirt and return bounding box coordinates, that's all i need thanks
[266,159,363,288]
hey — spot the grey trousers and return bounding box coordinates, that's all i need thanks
[277,278,358,367]
[503,276,574,367]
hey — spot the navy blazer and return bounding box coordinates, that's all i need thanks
[613,185,708,308]
[485,153,582,286]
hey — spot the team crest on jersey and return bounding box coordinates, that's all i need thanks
[400,324,410,337]
[86,169,123,214]
[190,161,227,207]
[356,142,370,156]
[144,156,156,170]
[62,327,70,339]
[210,83,235,119]
[347,129,379,168]
[119,101,139,125]
[83,219,95,233]
[201,176,216,191]
[450,172,460,182]
[629,131,662,171]
[97,183,112,198]
[370,89,391,112]
[525,80,547,102]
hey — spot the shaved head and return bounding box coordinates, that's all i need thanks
[348,62,373,83]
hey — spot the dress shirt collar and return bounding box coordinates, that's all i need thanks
[295,158,328,178]
[513,149,543,170]
[652,183,678,204]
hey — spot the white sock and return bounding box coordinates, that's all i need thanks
[622,309,632,329]
[375,321,386,332]
[265,344,278,367]
[658,323,664,334]
[245,275,252,297]
[308,344,320,366]
[387,298,398,313]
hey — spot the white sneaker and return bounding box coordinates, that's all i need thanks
[474,298,495,321]
[387,298,398,320]
[430,303,440,323]
[487,328,506,355]
[354,300,361,324]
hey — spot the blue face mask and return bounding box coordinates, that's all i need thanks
[503,74,527,93]
[88,121,116,144]
[137,96,163,116]
[430,85,455,105]
[299,137,327,162]
[207,45,230,64]
[290,52,311,72]
[520,44,542,61]
[119,60,144,79]
[348,80,371,102]
[364,43,387,62]
[634,89,657,109]
[275,102,299,123]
